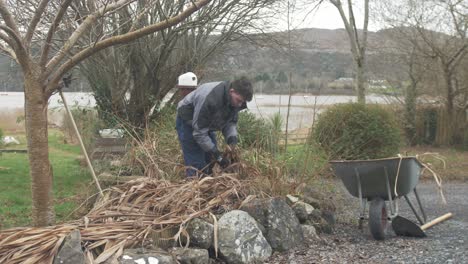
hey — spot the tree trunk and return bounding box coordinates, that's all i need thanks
[24,69,55,226]
[404,80,417,145]
[355,57,366,104]
[442,66,454,145]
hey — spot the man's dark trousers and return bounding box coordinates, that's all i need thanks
[176,116,217,177]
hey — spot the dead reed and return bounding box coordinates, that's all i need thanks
[0,174,278,264]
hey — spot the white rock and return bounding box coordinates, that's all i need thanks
[286,194,299,204]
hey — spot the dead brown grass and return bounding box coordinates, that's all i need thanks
[0,173,290,263]
[0,109,24,132]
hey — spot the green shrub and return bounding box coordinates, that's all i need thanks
[237,111,281,153]
[61,107,101,151]
[279,143,329,178]
[312,103,402,160]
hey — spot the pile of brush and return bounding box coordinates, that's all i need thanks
[0,175,257,263]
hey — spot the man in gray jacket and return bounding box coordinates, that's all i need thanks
[176,77,253,177]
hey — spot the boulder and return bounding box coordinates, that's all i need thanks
[186,218,213,249]
[321,210,336,227]
[218,210,272,263]
[292,201,315,223]
[120,248,175,264]
[306,209,334,234]
[53,230,85,264]
[170,248,209,264]
[240,198,304,251]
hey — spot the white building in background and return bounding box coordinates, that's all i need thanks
[368,79,389,89]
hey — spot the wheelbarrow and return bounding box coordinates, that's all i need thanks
[330,157,430,240]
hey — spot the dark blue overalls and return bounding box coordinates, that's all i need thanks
[176,116,218,177]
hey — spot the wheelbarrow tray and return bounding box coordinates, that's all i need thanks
[330,157,423,200]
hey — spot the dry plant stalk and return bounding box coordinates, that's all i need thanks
[0,174,264,264]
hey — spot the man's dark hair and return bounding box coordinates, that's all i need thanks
[231,76,253,102]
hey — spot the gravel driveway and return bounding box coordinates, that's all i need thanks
[267,180,468,264]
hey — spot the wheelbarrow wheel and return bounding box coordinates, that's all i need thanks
[369,197,388,240]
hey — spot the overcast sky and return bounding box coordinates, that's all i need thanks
[270,1,382,32]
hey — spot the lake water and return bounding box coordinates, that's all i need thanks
[0,92,391,130]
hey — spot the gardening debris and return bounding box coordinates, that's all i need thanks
[0,174,263,264]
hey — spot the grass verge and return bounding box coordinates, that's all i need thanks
[0,130,92,228]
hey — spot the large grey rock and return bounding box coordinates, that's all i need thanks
[186,218,213,249]
[218,210,272,264]
[240,198,304,251]
[306,209,334,234]
[170,248,209,264]
[322,210,336,226]
[308,209,323,224]
[292,201,315,223]
[53,230,85,264]
[120,248,175,264]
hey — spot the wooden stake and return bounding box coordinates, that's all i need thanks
[59,90,103,197]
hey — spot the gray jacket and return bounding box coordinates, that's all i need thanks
[177,81,247,152]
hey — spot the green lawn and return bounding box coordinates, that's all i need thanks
[0,130,92,228]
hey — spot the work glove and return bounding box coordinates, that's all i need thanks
[226,136,238,146]
[211,148,230,169]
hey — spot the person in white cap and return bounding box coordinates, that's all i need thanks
[177,72,198,98]
[176,76,253,178]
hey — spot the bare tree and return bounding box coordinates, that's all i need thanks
[0,0,216,226]
[371,24,435,145]
[328,0,369,104]
[79,0,273,129]
[379,0,467,144]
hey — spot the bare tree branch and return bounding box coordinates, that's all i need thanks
[45,0,135,77]
[25,0,50,45]
[0,24,29,69]
[0,33,17,59]
[46,0,212,95]
[0,30,14,48]
[0,0,21,36]
[40,0,74,67]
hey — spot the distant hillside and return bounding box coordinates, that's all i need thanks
[198,27,405,94]
[0,27,398,93]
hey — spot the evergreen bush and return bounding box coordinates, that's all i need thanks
[312,103,402,160]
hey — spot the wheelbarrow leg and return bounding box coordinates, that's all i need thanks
[404,195,425,225]
[414,188,427,223]
[354,168,366,230]
[359,199,367,230]
[384,167,395,217]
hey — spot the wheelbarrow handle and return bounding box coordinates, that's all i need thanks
[421,213,453,231]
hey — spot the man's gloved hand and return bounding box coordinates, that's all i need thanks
[227,136,238,146]
[217,156,230,168]
[211,148,230,168]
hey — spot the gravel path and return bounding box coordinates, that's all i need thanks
[266,180,468,264]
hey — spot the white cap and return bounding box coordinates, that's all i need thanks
[178,72,197,87]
